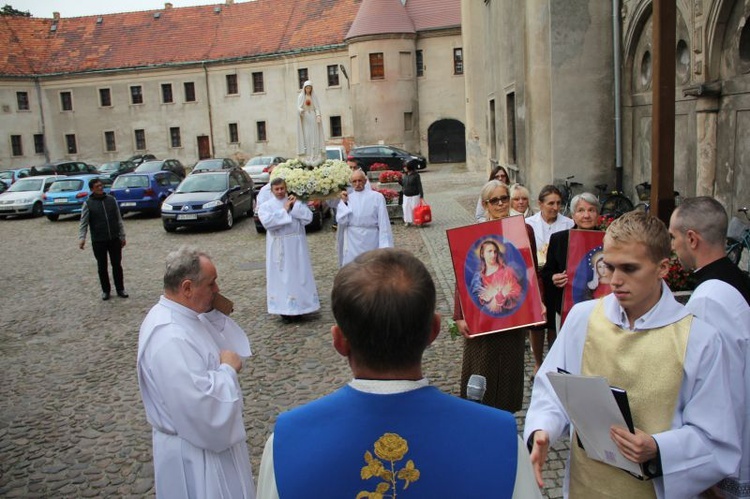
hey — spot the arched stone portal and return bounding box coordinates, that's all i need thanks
[428,119,466,163]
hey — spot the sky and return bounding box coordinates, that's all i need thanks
[10,0,237,18]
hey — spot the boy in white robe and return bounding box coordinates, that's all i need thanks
[137,246,255,499]
[336,170,393,267]
[258,178,320,322]
[524,211,740,499]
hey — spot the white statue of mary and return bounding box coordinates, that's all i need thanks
[296,80,326,164]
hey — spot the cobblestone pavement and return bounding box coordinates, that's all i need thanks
[0,164,568,498]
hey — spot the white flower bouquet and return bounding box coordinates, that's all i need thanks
[271,159,351,200]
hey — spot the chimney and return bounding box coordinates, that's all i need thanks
[53,12,60,20]
[165,3,173,8]
[225,0,234,5]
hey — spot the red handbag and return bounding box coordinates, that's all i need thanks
[413,199,432,226]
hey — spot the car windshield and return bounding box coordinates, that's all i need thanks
[177,174,228,193]
[194,160,225,171]
[247,157,272,166]
[326,150,340,159]
[98,163,119,173]
[49,179,84,192]
[135,161,164,173]
[0,171,13,180]
[9,178,43,192]
[113,176,149,189]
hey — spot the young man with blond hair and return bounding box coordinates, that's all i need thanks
[525,211,739,498]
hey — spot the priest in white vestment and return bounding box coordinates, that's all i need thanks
[335,169,393,267]
[669,197,750,499]
[137,246,255,499]
[524,212,740,499]
[258,177,320,322]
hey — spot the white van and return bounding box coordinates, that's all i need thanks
[325,146,347,161]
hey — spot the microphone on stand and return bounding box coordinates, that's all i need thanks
[466,374,487,403]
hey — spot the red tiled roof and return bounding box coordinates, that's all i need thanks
[0,0,460,77]
[0,0,362,76]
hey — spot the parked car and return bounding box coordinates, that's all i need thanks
[191,158,239,174]
[242,156,285,189]
[111,171,182,216]
[98,160,137,180]
[43,174,111,221]
[161,169,254,232]
[135,159,186,178]
[126,154,157,166]
[31,161,99,176]
[347,145,427,172]
[325,145,347,161]
[0,168,31,187]
[0,175,58,218]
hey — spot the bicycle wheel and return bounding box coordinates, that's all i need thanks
[601,194,634,218]
[726,239,743,265]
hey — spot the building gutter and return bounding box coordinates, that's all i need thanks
[33,77,50,163]
[203,62,214,158]
[613,0,623,191]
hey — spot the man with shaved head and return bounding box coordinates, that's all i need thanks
[334,169,393,266]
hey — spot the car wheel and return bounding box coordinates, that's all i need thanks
[222,206,234,230]
[47,214,60,222]
[32,201,43,217]
[163,222,177,233]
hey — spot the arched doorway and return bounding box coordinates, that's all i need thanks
[428,119,466,163]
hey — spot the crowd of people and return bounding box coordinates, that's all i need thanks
[126,161,748,499]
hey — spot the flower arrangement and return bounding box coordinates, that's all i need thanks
[369,162,389,172]
[598,215,615,231]
[664,253,696,292]
[374,188,399,204]
[379,170,403,184]
[270,159,350,200]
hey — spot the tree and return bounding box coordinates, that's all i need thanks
[1,4,32,17]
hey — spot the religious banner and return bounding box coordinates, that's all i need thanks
[447,216,545,337]
[562,229,609,323]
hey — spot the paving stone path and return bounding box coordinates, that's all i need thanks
[0,164,567,497]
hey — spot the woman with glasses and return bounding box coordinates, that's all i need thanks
[454,180,539,412]
[475,165,512,221]
[526,185,574,376]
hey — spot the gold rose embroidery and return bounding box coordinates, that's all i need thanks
[357,432,420,498]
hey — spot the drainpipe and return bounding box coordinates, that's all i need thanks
[612,0,623,191]
[34,77,50,163]
[203,62,215,157]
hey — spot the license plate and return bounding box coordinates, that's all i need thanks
[120,202,136,207]
[176,214,197,220]
[54,198,68,203]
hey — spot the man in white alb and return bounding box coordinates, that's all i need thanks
[137,246,255,498]
[335,169,392,266]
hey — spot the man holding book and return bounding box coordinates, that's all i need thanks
[524,212,739,498]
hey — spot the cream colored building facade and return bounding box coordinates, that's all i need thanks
[462,0,749,213]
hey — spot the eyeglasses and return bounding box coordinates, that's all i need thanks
[486,195,510,206]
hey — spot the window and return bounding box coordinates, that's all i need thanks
[506,92,517,164]
[256,121,267,142]
[327,65,340,87]
[228,123,239,143]
[104,131,116,152]
[330,116,342,138]
[369,53,384,80]
[10,135,23,156]
[130,86,143,105]
[184,82,196,102]
[161,83,173,104]
[252,72,264,93]
[298,68,308,89]
[60,91,73,111]
[169,127,181,148]
[135,129,146,150]
[404,112,413,131]
[453,48,463,75]
[65,134,77,154]
[33,134,44,154]
[99,88,112,107]
[226,74,238,95]
[16,92,29,111]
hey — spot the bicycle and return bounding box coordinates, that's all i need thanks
[556,175,583,216]
[726,207,750,273]
[632,181,682,214]
[594,183,634,219]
